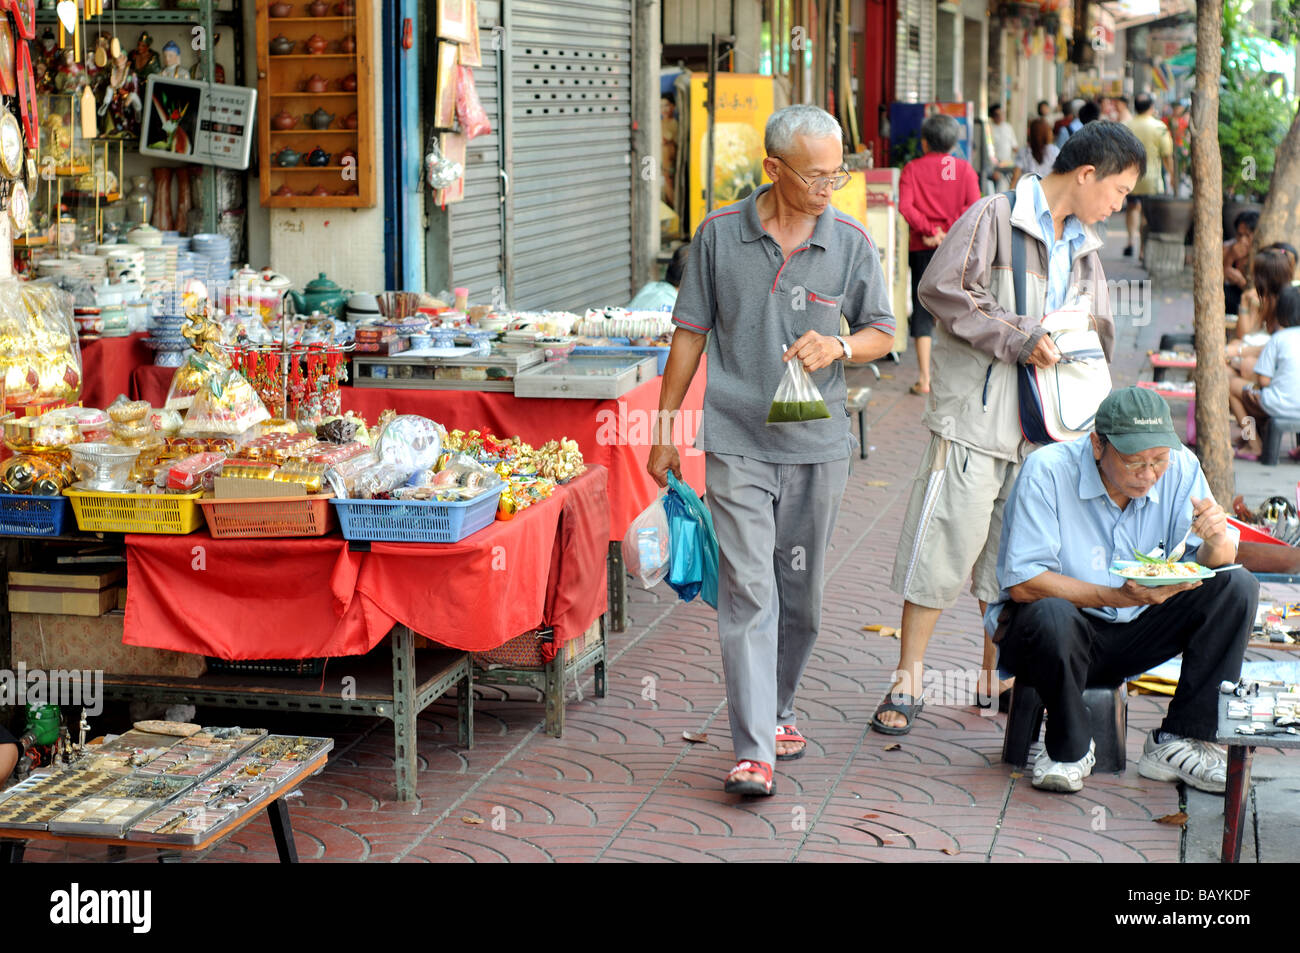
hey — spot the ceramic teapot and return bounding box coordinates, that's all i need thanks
[269,1,293,16]
[269,35,295,55]
[274,146,303,167]
[289,272,352,317]
[303,73,328,93]
[310,185,331,197]
[305,34,328,55]
[342,111,358,129]
[337,147,357,166]
[273,184,294,197]
[336,0,356,14]
[308,0,329,14]
[339,34,356,54]
[271,109,298,130]
[305,107,334,129]
[339,72,357,92]
[306,146,331,167]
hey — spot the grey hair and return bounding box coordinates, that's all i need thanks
[920,114,960,154]
[764,105,843,156]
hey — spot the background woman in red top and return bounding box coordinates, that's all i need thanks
[898,113,981,395]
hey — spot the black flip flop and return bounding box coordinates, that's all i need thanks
[870,693,925,735]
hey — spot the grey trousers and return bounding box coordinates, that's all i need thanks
[706,451,851,766]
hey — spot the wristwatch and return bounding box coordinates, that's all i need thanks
[834,335,852,362]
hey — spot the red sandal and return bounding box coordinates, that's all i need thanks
[724,760,774,797]
[776,724,807,761]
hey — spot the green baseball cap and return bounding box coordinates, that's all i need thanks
[1095,387,1182,455]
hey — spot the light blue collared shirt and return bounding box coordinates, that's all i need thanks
[1029,175,1086,312]
[983,434,1212,634]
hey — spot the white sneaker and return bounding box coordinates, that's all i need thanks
[1137,731,1227,794]
[1031,740,1096,793]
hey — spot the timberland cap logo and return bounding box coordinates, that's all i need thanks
[1131,417,1164,426]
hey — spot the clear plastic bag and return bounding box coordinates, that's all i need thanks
[766,351,830,423]
[622,495,671,588]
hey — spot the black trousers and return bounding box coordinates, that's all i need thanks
[908,248,936,338]
[998,570,1258,762]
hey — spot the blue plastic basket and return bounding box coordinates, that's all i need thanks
[0,494,71,537]
[331,486,503,543]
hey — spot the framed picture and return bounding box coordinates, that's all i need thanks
[459,0,482,68]
[433,40,460,129]
[437,0,473,44]
[139,75,256,170]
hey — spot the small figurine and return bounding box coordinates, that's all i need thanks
[100,49,142,140]
[131,31,161,84]
[159,40,185,78]
[53,48,86,94]
[32,57,51,94]
[189,32,225,84]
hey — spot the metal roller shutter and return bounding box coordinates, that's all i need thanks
[509,0,633,311]
[450,1,506,302]
[895,0,936,103]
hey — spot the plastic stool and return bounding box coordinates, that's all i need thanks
[1260,417,1300,466]
[845,386,871,460]
[1001,681,1128,774]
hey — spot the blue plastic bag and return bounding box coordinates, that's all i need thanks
[664,472,719,609]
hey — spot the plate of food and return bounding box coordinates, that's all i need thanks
[1111,556,1215,586]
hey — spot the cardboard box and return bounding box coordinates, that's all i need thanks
[10,611,207,678]
[116,587,127,611]
[8,566,125,617]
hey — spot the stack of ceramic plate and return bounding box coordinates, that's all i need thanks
[146,290,190,367]
[70,254,107,283]
[35,258,79,281]
[138,246,168,285]
[127,223,163,246]
[191,233,231,291]
[174,250,200,283]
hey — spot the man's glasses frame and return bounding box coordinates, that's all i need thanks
[772,155,851,193]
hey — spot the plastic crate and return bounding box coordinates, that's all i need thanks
[205,657,326,677]
[0,494,71,537]
[64,488,205,535]
[198,494,336,539]
[331,486,502,543]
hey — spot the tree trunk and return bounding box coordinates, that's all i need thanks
[1253,109,1300,251]
[1192,0,1232,505]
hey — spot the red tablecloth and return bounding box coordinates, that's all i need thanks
[80,333,152,410]
[122,466,609,660]
[131,363,174,405]
[132,363,707,539]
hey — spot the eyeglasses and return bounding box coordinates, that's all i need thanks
[772,155,851,193]
[1107,445,1171,474]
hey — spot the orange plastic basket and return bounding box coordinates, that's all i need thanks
[197,494,336,539]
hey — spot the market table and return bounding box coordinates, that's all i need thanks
[131,364,705,629]
[113,467,609,798]
[0,746,329,864]
[1216,694,1300,863]
[80,332,153,410]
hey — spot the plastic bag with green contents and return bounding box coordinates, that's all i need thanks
[766,349,830,423]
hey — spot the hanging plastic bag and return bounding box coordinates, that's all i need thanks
[622,495,671,588]
[667,472,718,608]
[455,65,492,140]
[766,349,830,423]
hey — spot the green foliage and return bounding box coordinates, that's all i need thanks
[1217,0,1298,200]
[1219,75,1293,200]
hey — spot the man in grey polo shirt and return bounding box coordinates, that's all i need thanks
[648,105,896,797]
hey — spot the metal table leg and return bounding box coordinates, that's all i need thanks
[1221,745,1255,863]
[266,797,300,863]
[544,651,565,738]
[607,541,626,633]
[457,660,473,749]
[391,625,419,802]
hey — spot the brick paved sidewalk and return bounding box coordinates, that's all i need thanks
[24,226,1296,864]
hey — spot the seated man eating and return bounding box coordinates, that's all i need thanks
[986,387,1257,794]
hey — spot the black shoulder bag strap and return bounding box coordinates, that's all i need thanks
[1003,189,1026,316]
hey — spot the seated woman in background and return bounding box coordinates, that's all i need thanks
[1226,248,1295,377]
[1224,210,1260,316]
[1230,284,1300,460]
[627,242,690,311]
[1011,119,1060,186]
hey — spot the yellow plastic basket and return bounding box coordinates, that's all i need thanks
[63,488,206,535]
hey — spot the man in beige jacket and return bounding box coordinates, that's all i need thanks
[873,121,1147,734]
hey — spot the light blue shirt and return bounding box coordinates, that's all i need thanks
[1055,117,1082,149]
[1255,325,1300,420]
[627,281,678,311]
[1029,175,1086,312]
[983,434,1212,635]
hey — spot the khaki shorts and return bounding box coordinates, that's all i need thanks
[890,433,1021,609]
